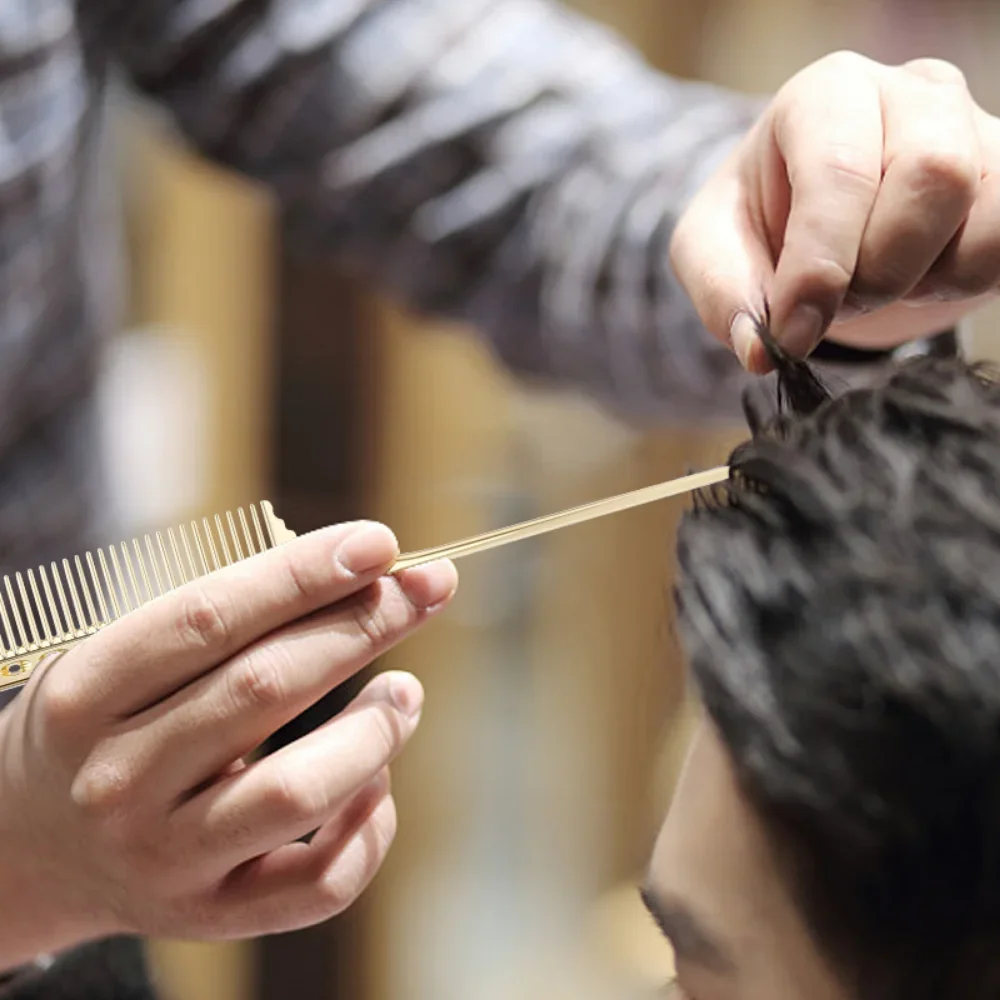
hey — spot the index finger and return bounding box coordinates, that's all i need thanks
[769,56,885,357]
[51,520,405,718]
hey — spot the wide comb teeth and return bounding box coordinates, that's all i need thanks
[0,502,292,689]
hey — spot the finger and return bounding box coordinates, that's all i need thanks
[908,173,1000,301]
[206,782,397,938]
[848,59,981,310]
[826,294,991,353]
[768,54,884,358]
[120,565,453,800]
[305,767,391,858]
[44,521,403,721]
[668,130,776,373]
[909,111,1000,302]
[171,671,422,874]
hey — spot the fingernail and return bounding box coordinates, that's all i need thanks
[779,305,825,359]
[336,523,398,577]
[729,312,759,370]
[389,674,424,720]
[398,559,458,611]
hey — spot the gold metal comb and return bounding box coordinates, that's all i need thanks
[0,502,297,694]
[0,466,728,694]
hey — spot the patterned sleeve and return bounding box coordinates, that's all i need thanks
[86,0,767,422]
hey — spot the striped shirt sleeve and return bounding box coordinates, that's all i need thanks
[89,0,769,422]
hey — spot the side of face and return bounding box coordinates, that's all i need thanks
[644,722,849,1000]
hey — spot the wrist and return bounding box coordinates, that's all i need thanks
[0,836,118,970]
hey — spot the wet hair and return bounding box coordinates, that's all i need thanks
[675,322,1000,1000]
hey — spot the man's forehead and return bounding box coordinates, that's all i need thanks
[648,725,767,942]
[652,724,756,874]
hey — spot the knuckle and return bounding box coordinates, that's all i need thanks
[37,674,85,730]
[355,702,403,765]
[786,50,872,98]
[850,264,914,307]
[226,646,290,714]
[922,267,997,301]
[844,283,896,313]
[263,763,325,827]
[820,147,881,195]
[792,255,856,306]
[70,758,133,818]
[277,550,316,605]
[904,57,967,89]
[819,50,871,77]
[314,874,357,918]
[317,799,396,917]
[176,588,231,651]
[902,150,979,202]
[368,794,398,855]
[348,587,395,655]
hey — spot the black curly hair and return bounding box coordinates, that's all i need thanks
[676,324,1000,1000]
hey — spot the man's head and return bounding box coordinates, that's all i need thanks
[645,356,1000,1000]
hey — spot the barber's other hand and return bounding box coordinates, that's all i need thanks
[0,522,456,968]
[671,52,1000,372]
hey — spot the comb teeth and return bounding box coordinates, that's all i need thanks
[0,502,283,663]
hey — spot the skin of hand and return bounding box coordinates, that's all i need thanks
[671,52,1000,373]
[0,521,457,970]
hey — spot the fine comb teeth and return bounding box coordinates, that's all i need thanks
[0,502,296,693]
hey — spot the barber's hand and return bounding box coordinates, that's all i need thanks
[0,521,456,967]
[671,52,1000,372]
